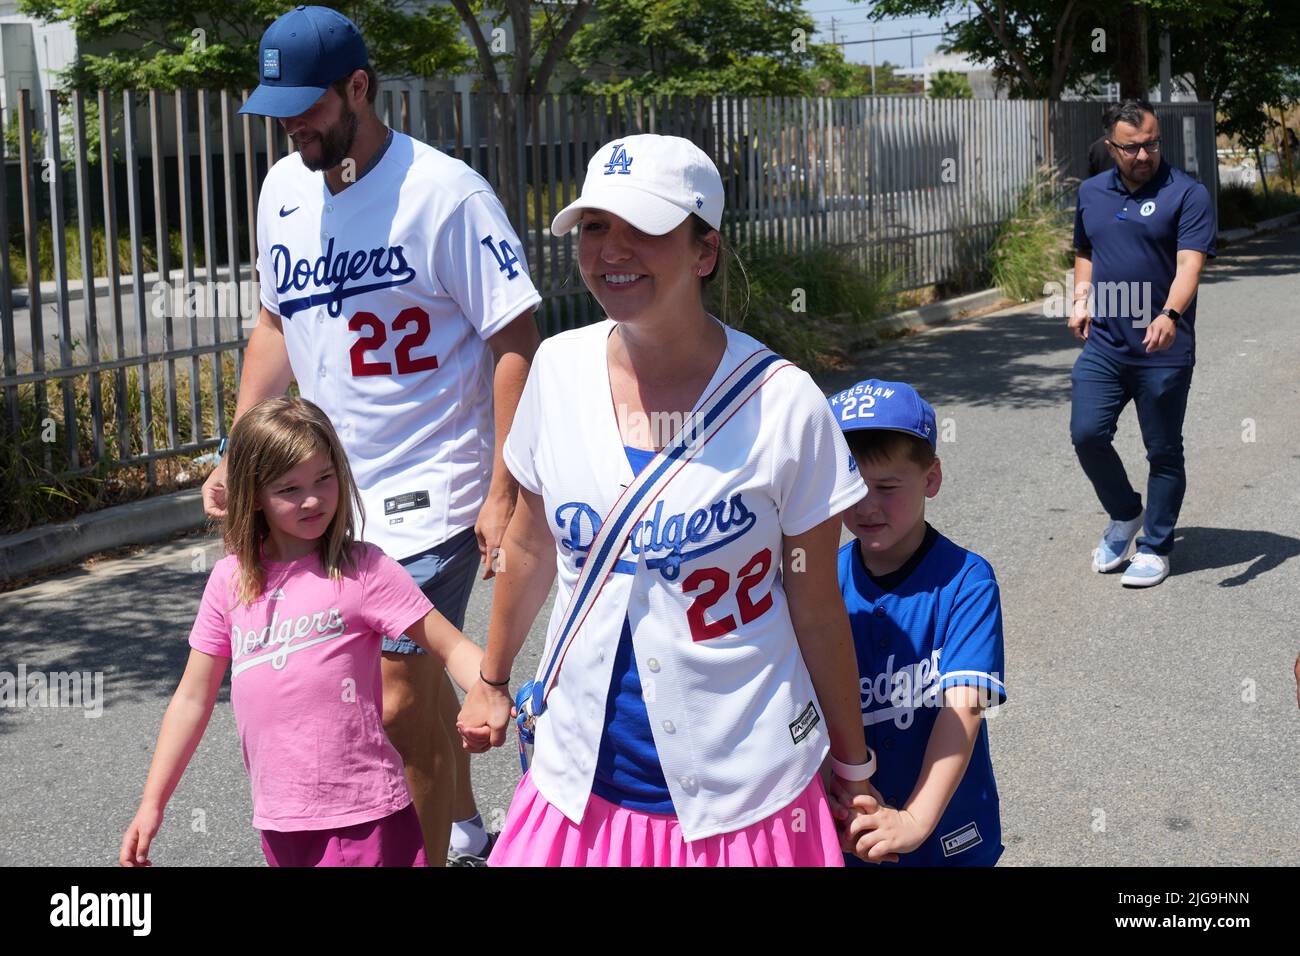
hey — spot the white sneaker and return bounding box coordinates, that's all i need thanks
[1092,509,1145,572]
[1121,551,1170,588]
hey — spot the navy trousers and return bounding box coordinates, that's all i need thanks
[1069,343,1194,556]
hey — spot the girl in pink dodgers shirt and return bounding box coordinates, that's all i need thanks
[120,397,487,867]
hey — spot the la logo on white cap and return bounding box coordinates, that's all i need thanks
[604,143,633,175]
[550,133,725,237]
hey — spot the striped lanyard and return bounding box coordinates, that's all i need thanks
[515,348,788,768]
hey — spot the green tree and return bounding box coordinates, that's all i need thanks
[561,0,847,96]
[928,69,973,98]
[858,0,1297,109]
[18,0,472,91]
[1165,1,1300,159]
[446,0,594,97]
[866,0,1115,98]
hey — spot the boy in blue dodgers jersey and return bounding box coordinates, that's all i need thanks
[828,379,1006,866]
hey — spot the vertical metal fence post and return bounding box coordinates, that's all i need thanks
[122,90,156,484]
[18,88,51,469]
[46,90,78,470]
[0,102,18,439]
[149,90,179,451]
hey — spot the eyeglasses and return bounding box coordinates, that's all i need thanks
[1108,138,1161,157]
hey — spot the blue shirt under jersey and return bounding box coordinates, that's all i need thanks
[590,445,676,814]
[840,524,1006,867]
[1072,161,1216,367]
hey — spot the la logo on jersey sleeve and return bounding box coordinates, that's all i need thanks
[480,235,522,279]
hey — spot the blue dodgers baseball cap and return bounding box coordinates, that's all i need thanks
[239,5,369,118]
[828,379,938,449]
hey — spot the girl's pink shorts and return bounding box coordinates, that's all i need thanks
[259,802,427,867]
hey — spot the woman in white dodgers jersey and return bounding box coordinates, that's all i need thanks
[456,134,878,866]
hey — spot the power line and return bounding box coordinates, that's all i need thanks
[806,6,940,19]
[835,29,948,46]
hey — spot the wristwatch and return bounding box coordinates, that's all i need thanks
[1157,307,1181,322]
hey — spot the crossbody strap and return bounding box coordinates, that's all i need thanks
[523,347,789,722]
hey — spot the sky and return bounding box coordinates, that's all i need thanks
[801,0,979,69]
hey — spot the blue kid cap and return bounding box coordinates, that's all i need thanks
[828,379,937,449]
[239,5,369,118]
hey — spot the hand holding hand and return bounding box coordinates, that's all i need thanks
[457,678,512,752]
[845,793,929,864]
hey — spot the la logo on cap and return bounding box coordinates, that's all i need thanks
[604,143,633,175]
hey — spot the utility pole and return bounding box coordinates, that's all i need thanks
[830,17,838,48]
[1159,28,1172,102]
[869,23,877,95]
[907,28,919,69]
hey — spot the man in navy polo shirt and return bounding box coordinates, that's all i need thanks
[1068,99,1216,588]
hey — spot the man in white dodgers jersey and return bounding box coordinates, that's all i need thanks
[201,5,543,864]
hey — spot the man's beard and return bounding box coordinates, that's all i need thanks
[1126,157,1157,183]
[301,99,359,172]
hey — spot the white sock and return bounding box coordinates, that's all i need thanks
[449,814,489,856]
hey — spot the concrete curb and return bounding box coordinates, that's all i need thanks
[851,287,1012,353]
[0,286,1014,584]
[1217,210,1300,247]
[0,488,208,584]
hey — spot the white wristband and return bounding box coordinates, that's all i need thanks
[831,748,876,781]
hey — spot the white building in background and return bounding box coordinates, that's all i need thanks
[0,3,76,123]
[895,51,1005,98]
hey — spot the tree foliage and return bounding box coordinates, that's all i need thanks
[18,0,472,91]
[446,0,594,95]
[928,69,973,98]
[560,0,853,96]
[861,0,1300,150]
[1164,0,1300,150]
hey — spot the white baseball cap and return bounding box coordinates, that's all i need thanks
[549,133,724,237]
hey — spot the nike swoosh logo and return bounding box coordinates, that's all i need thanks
[279,205,300,217]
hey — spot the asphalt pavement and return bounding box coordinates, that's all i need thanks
[2,226,1298,866]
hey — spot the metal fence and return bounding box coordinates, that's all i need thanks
[0,89,1217,493]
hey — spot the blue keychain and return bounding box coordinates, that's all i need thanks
[515,680,538,771]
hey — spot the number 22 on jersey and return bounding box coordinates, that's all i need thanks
[682,547,775,642]
[348,307,439,377]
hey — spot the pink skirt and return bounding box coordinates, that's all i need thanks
[259,802,428,867]
[488,771,844,867]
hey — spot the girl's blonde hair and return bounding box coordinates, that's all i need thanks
[222,397,364,606]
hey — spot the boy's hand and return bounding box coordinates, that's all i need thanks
[827,775,896,859]
[119,805,164,867]
[846,794,924,863]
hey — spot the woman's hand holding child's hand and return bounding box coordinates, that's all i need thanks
[826,776,902,863]
[457,679,513,752]
[844,793,928,863]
